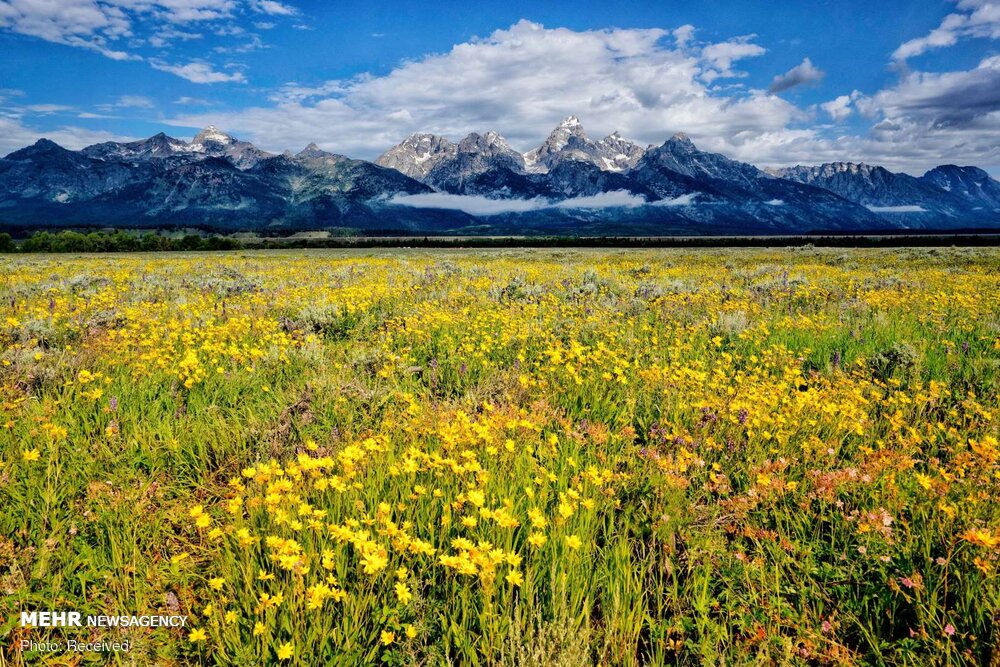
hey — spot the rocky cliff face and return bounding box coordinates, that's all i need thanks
[375,134,457,180]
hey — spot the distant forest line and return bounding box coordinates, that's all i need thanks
[0,229,999,253]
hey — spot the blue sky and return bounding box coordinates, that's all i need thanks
[1,0,999,175]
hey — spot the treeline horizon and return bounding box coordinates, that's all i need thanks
[0,229,999,253]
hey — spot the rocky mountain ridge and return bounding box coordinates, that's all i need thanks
[1,118,997,235]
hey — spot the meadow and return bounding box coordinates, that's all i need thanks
[0,247,997,666]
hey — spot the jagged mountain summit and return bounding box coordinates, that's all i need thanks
[522,116,646,173]
[372,122,885,232]
[0,127,458,232]
[638,133,761,188]
[378,117,647,180]
[768,162,934,205]
[296,143,333,159]
[81,132,196,161]
[593,131,648,172]
[82,125,274,170]
[768,162,1000,223]
[1,120,998,235]
[421,131,528,193]
[190,125,235,147]
[188,125,274,169]
[375,134,457,180]
[523,115,589,172]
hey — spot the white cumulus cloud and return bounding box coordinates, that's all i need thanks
[158,20,1000,175]
[4,15,1000,177]
[166,21,795,158]
[250,0,296,16]
[0,0,299,81]
[893,0,1000,61]
[700,35,767,81]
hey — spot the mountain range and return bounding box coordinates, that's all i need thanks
[1,117,997,235]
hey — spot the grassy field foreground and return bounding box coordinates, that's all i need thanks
[0,248,998,665]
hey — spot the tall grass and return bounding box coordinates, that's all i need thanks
[0,247,997,665]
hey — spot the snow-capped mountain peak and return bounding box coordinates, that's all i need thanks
[523,118,646,173]
[548,116,587,147]
[377,118,647,178]
[560,115,582,128]
[192,125,235,147]
[524,117,592,172]
[182,127,274,168]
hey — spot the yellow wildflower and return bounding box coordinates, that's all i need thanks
[276,642,293,660]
